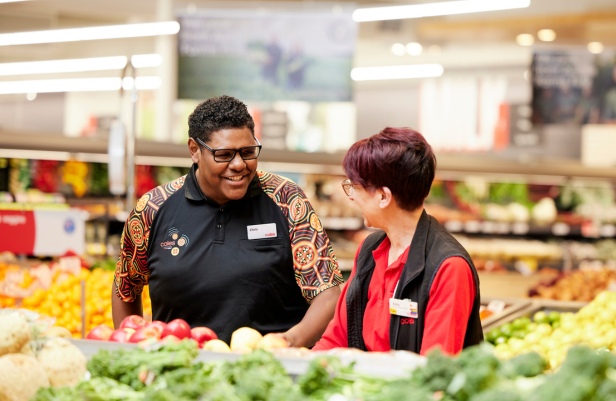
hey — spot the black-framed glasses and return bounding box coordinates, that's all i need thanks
[341,179,356,197]
[195,137,262,163]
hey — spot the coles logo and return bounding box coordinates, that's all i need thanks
[160,227,189,257]
[64,218,75,234]
[401,318,415,325]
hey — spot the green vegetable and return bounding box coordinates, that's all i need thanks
[500,352,547,378]
[87,340,199,390]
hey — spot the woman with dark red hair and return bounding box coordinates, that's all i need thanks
[313,127,483,355]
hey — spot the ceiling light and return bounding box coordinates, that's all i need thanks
[587,42,604,54]
[391,43,406,56]
[537,29,556,42]
[353,0,530,22]
[0,0,29,3]
[0,21,180,46]
[0,54,163,76]
[516,33,535,46]
[0,76,161,94]
[406,42,423,56]
[351,64,444,81]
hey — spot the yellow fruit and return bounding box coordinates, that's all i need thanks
[230,327,263,353]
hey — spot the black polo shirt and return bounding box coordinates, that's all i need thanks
[115,164,343,343]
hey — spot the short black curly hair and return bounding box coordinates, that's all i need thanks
[188,95,255,143]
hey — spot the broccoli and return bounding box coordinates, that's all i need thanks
[447,343,502,401]
[500,352,548,378]
[409,348,461,393]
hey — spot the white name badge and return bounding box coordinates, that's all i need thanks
[247,223,277,240]
[389,298,419,318]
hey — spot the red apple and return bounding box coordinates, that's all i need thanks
[190,326,218,347]
[85,324,114,341]
[120,315,148,330]
[148,320,167,333]
[129,325,162,343]
[161,334,181,345]
[109,328,135,343]
[161,318,191,340]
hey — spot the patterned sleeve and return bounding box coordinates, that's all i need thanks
[258,171,344,302]
[114,176,185,302]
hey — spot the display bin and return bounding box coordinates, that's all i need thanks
[480,297,533,331]
[481,299,589,332]
[70,339,426,379]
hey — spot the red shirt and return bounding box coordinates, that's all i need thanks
[313,237,476,355]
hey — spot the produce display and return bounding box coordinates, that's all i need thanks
[0,309,88,401]
[1,257,152,338]
[85,315,290,354]
[24,337,616,401]
[529,266,616,302]
[485,291,616,368]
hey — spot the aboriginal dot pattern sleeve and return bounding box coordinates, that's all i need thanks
[257,171,344,302]
[114,176,185,302]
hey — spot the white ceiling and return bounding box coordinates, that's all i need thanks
[0,0,615,74]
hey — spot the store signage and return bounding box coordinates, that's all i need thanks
[0,209,86,256]
[176,8,357,102]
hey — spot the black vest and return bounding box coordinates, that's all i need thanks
[346,210,483,352]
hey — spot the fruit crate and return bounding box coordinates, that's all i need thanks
[480,297,533,330]
[482,299,588,333]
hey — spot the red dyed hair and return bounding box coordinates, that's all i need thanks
[343,127,436,211]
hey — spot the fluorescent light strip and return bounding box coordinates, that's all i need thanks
[353,0,531,22]
[0,0,29,3]
[0,76,162,94]
[0,21,180,46]
[0,54,162,76]
[351,64,444,81]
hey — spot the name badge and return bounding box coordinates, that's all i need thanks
[389,298,418,318]
[247,223,277,240]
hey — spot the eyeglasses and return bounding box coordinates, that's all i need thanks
[341,179,356,197]
[195,137,262,163]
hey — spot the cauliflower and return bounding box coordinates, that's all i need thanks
[0,311,31,357]
[0,353,50,401]
[36,337,87,388]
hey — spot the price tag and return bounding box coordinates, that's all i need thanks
[494,222,510,234]
[511,222,529,235]
[486,299,506,314]
[464,220,481,233]
[551,222,570,236]
[481,221,496,234]
[444,220,463,232]
[600,225,616,238]
[59,255,81,275]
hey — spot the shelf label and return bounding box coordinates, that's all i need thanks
[511,222,529,235]
[444,220,463,232]
[600,225,616,238]
[480,221,496,234]
[551,222,570,236]
[494,222,510,234]
[464,220,481,233]
[486,299,506,313]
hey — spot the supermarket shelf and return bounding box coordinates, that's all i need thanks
[445,219,616,239]
[2,129,616,180]
[480,297,533,330]
[481,299,589,331]
[71,339,426,378]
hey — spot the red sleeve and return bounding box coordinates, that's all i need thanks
[312,245,364,351]
[419,256,476,356]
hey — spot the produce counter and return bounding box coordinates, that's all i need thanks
[482,298,588,332]
[70,338,426,379]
